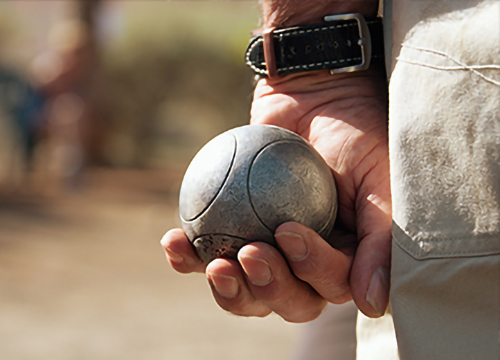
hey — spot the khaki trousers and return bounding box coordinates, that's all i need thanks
[387,1,500,359]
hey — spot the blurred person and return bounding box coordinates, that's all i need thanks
[30,18,95,189]
[161,1,500,360]
[0,66,45,187]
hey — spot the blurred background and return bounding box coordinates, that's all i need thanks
[0,1,303,359]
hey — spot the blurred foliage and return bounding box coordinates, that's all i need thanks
[105,1,260,66]
[95,1,260,168]
[0,1,261,169]
[0,5,24,66]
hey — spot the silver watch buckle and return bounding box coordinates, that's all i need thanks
[324,13,372,74]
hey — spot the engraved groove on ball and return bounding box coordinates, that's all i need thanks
[179,132,237,222]
[248,140,337,238]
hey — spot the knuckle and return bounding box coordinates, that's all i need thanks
[326,289,352,305]
[289,265,315,281]
[217,298,270,318]
[268,290,327,323]
[215,298,241,313]
[294,264,349,292]
[256,287,282,303]
[291,263,332,285]
[171,263,194,274]
[281,305,326,323]
[186,257,204,269]
[312,272,344,289]
[289,266,352,304]
[233,308,271,318]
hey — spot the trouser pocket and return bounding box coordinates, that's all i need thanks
[391,225,500,360]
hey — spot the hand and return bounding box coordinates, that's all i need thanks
[250,69,391,318]
[162,0,390,321]
[162,66,391,321]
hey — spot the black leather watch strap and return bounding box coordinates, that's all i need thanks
[245,14,384,78]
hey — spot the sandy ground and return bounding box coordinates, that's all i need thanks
[0,169,300,360]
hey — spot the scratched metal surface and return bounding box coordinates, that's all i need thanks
[180,124,337,263]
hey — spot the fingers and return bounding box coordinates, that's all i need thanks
[162,226,384,322]
[274,222,354,305]
[160,229,206,274]
[238,242,328,323]
[206,242,327,323]
[206,259,271,318]
[162,229,327,322]
[269,219,390,319]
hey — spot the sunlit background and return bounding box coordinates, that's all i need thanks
[0,1,304,359]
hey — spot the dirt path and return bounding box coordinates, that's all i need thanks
[0,170,298,360]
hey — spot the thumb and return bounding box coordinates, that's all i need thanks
[351,230,392,318]
[350,170,392,318]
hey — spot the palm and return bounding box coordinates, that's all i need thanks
[251,71,391,244]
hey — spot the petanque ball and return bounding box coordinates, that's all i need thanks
[179,124,337,263]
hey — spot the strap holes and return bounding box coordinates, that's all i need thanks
[317,43,324,51]
[347,40,352,47]
[329,41,339,49]
[305,45,311,54]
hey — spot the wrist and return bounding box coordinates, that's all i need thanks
[262,0,379,28]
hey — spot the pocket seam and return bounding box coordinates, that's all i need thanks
[393,220,500,260]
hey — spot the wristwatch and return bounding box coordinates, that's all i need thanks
[245,14,384,79]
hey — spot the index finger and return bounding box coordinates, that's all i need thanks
[275,222,354,305]
[160,229,206,274]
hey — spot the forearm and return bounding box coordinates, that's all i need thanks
[261,0,379,28]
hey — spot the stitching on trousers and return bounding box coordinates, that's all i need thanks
[397,43,500,87]
[395,59,500,71]
[393,224,500,259]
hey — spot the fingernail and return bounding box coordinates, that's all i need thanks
[165,247,183,264]
[275,232,309,261]
[239,255,273,286]
[366,267,390,316]
[209,273,239,299]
